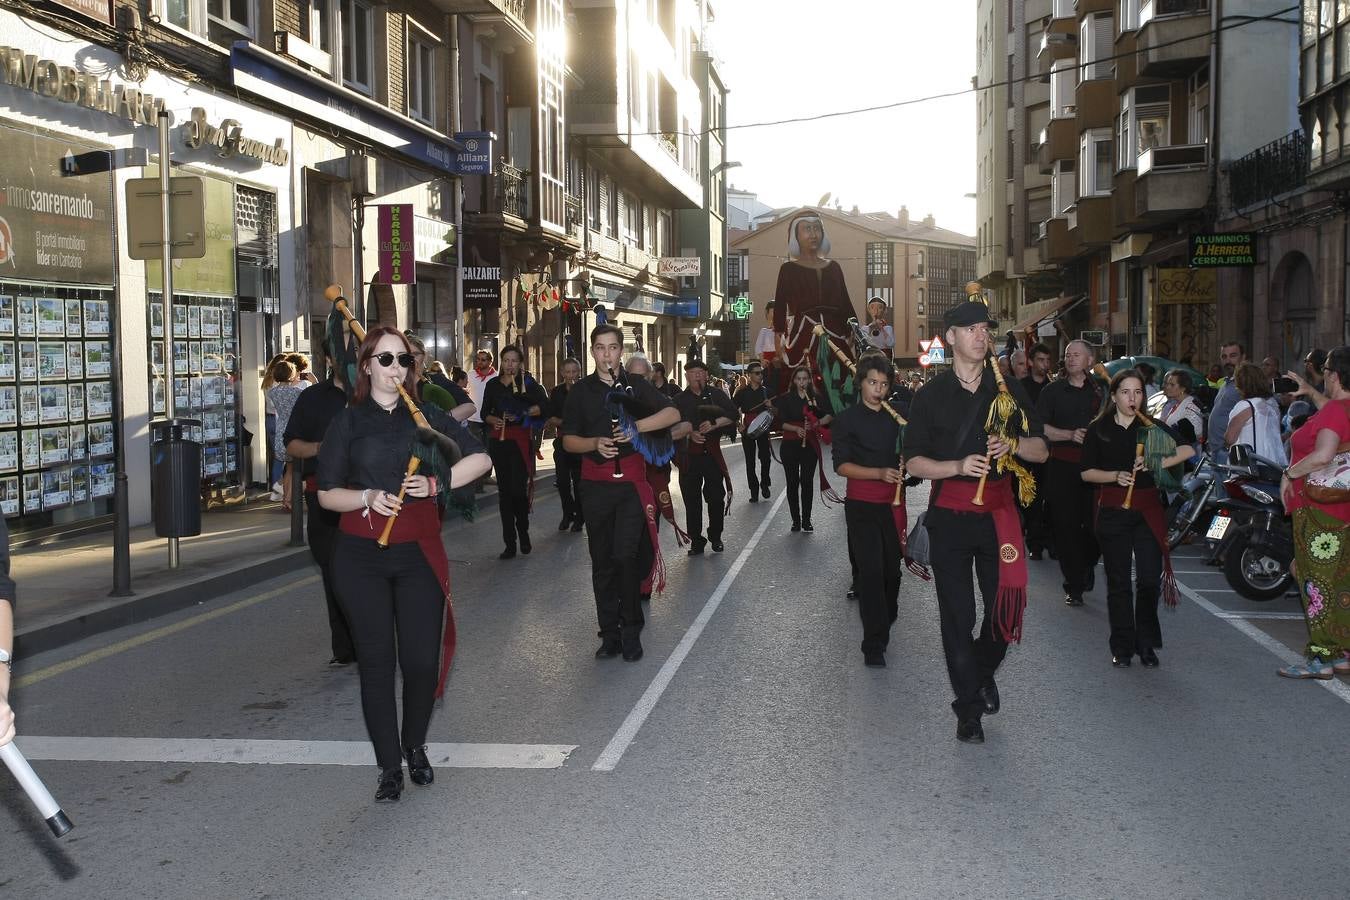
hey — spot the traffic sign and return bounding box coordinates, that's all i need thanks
[125,176,207,260]
[919,339,932,351]
[919,353,931,367]
[928,336,944,350]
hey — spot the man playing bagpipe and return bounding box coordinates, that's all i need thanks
[481,346,549,560]
[675,360,738,555]
[904,292,1047,745]
[547,358,586,534]
[733,360,774,503]
[561,325,680,662]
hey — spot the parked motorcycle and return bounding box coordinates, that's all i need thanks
[1207,445,1293,600]
[1167,456,1220,549]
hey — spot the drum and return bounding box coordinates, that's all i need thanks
[745,409,774,440]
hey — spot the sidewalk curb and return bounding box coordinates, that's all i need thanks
[15,481,559,658]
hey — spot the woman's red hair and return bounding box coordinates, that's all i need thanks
[353,326,418,404]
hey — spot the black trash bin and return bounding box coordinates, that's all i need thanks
[151,418,202,538]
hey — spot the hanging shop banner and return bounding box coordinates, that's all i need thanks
[1156,267,1218,305]
[415,215,456,269]
[49,1,112,26]
[461,230,501,310]
[374,203,415,285]
[0,124,115,284]
[1189,232,1255,267]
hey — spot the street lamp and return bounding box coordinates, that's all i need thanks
[712,160,742,175]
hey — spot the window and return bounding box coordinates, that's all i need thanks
[1079,128,1113,197]
[1050,59,1076,118]
[1188,66,1210,144]
[1079,13,1114,82]
[1120,0,1139,33]
[340,0,374,95]
[917,288,925,315]
[1027,192,1051,243]
[915,250,925,278]
[1118,85,1170,170]
[408,36,436,125]
[866,243,892,277]
[162,0,257,44]
[1052,159,1077,215]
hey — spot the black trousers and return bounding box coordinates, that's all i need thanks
[305,491,354,661]
[331,534,445,770]
[555,450,584,525]
[1096,507,1164,657]
[780,439,817,526]
[846,499,902,654]
[926,506,1010,722]
[580,480,650,640]
[489,439,531,547]
[1022,462,1051,553]
[741,432,772,495]
[1046,458,1100,595]
[679,454,726,543]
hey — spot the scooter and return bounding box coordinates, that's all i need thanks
[1206,444,1294,600]
[1167,455,1221,549]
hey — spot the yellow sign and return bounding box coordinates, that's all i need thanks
[1156,268,1216,305]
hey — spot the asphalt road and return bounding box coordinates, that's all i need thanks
[4,442,1348,899]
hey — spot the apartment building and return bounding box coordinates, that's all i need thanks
[981,0,1297,370]
[732,206,975,369]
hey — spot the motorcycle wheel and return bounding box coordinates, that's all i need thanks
[1167,495,1201,549]
[1222,524,1293,601]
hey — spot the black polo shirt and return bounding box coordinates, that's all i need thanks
[1036,376,1102,449]
[733,384,772,417]
[1082,416,1154,490]
[904,367,1044,484]
[481,375,548,425]
[560,372,674,465]
[547,381,575,421]
[676,387,737,431]
[773,390,833,424]
[283,379,350,477]
[1020,374,1049,405]
[317,398,483,494]
[656,380,681,401]
[832,402,901,473]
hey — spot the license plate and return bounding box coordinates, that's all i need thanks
[1206,515,1232,540]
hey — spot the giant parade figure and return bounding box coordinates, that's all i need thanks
[771,212,858,382]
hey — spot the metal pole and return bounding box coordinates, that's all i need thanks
[159,110,179,569]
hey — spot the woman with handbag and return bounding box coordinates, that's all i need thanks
[1279,346,1350,680]
[1224,363,1288,466]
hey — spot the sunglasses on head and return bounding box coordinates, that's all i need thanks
[372,352,415,369]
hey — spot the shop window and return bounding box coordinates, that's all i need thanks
[408,35,436,126]
[340,0,375,95]
[163,0,258,45]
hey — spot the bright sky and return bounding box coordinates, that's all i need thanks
[713,0,977,235]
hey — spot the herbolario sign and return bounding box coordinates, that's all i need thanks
[0,125,115,284]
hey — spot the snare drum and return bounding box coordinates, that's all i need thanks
[745,409,775,440]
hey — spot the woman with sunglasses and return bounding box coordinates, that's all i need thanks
[318,327,491,802]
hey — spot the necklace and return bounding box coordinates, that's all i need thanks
[955,368,982,386]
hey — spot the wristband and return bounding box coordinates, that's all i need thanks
[361,488,372,518]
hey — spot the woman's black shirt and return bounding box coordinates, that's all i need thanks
[1082,416,1155,491]
[317,397,483,495]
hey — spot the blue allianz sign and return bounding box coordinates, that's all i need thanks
[452,132,494,175]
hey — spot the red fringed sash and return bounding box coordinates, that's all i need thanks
[782,419,844,506]
[1096,484,1179,608]
[935,477,1028,642]
[339,500,457,697]
[582,454,667,595]
[678,435,734,515]
[846,478,931,580]
[496,424,537,511]
[645,463,690,545]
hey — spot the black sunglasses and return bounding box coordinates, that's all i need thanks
[372,352,415,369]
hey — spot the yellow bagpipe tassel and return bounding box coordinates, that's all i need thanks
[966,282,1037,506]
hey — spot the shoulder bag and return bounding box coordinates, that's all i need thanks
[1303,403,1350,504]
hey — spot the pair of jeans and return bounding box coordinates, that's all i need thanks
[679,455,726,543]
[1095,507,1163,657]
[846,499,903,654]
[779,439,817,526]
[579,481,650,641]
[489,438,531,548]
[304,491,354,661]
[741,432,772,495]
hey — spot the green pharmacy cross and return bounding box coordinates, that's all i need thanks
[730,296,752,319]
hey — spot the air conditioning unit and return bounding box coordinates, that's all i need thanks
[1080,330,1107,346]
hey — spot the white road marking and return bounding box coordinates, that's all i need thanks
[1174,580,1350,704]
[592,490,788,772]
[1213,611,1308,621]
[19,737,576,769]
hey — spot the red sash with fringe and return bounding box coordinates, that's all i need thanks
[678,435,734,515]
[782,418,844,506]
[494,424,537,511]
[582,454,667,595]
[646,462,690,545]
[1096,484,1179,608]
[846,478,931,580]
[340,500,457,697]
[934,477,1028,642]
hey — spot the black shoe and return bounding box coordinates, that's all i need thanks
[846,588,858,601]
[1084,569,1096,593]
[558,516,572,531]
[328,656,355,667]
[710,539,724,553]
[499,546,517,560]
[1139,647,1159,668]
[790,522,801,532]
[762,485,771,499]
[1112,654,1132,668]
[375,766,403,802]
[595,638,622,659]
[864,651,886,668]
[688,540,706,556]
[978,682,1000,715]
[801,522,814,533]
[404,746,433,786]
[1028,550,1043,561]
[571,520,584,533]
[749,493,759,503]
[519,533,531,554]
[956,720,985,744]
[1064,594,1083,607]
[622,635,643,662]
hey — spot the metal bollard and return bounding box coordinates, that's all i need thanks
[288,462,305,547]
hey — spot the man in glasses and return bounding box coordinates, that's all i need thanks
[733,361,773,502]
[481,346,548,559]
[466,349,496,452]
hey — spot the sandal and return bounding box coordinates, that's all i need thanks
[1334,657,1350,676]
[1278,659,1337,680]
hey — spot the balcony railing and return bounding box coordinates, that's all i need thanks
[1140,0,1209,27]
[496,162,529,219]
[1137,143,1207,175]
[1228,129,1308,210]
[564,193,583,230]
[503,0,527,21]
[658,132,679,160]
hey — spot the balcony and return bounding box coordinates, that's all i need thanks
[1036,30,1077,77]
[1048,0,1075,21]
[1037,118,1077,174]
[565,192,583,235]
[495,162,530,220]
[430,0,529,20]
[1074,0,1114,13]
[1135,144,1208,220]
[1137,0,1210,78]
[1112,169,1141,231]
[1068,196,1113,247]
[1231,130,1309,207]
[1074,77,1116,130]
[1038,217,1075,264]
